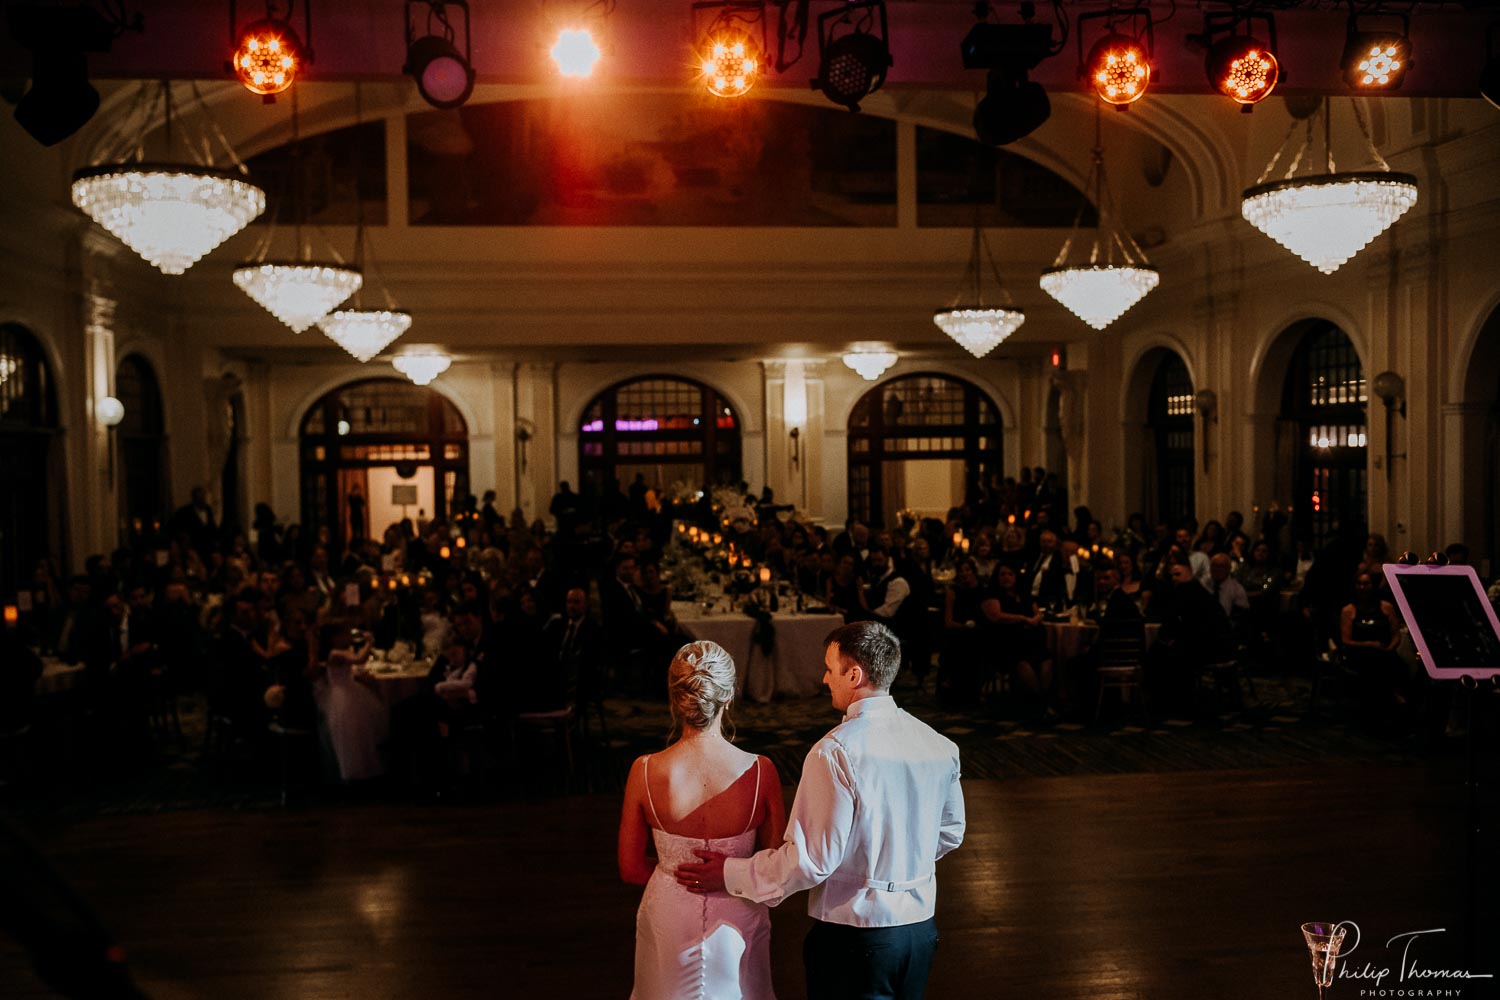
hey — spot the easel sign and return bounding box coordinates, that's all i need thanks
[1383,563,1500,681]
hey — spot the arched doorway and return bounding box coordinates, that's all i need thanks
[1147,352,1195,527]
[577,376,742,497]
[300,379,469,550]
[1457,304,1500,575]
[847,373,1002,527]
[0,324,61,596]
[1279,321,1368,548]
[116,353,168,537]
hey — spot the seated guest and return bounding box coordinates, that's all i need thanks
[1207,554,1251,621]
[210,588,271,734]
[988,564,1055,716]
[155,581,203,691]
[1114,551,1151,616]
[798,550,836,602]
[267,605,318,733]
[52,575,96,664]
[539,587,604,713]
[825,553,868,623]
[1089,566,1142,622]
[314,624,388,783]
[1339,570,1411,732]
[1146,560,1235,712]
[1026,529,1077,610]
[994,526,1029,581]
[939,558,992,707]
[636,561,685,646]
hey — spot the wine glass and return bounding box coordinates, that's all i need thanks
[1301,922,1347,1000]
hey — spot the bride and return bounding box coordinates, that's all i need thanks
[618,641,786,999]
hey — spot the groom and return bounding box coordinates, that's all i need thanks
[677,621,966,999]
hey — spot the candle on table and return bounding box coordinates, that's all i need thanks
[759,567,771,585]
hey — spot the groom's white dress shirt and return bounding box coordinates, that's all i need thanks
[722,694,965,927]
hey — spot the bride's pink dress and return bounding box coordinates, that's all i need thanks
[631,756,776,1000]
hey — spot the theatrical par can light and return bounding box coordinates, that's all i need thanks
[232,19,303,97]
[1087,33,1149,106]
[1206,36,1279,107]
[811,0,891,113]
[1341,15,1410,90]
[700,28,761,98]
[404,1,475,110]
[552,27,601,77]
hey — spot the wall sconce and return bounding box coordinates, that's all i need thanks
[515,418,535,472]
[783,360,807,471]
[1194,389,1217,472]
[789,426,801,469]
[1372,370,1406,481]
[97,395,125,427]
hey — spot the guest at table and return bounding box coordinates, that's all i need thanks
[1114,551,1151,616]
[825,553,868,624]
[156,581,204,691]
[1089,566,1142,622]
[166,486,218,563]
[1207,554,1250,620]
[989,563,1055,717]
[211,588,272,736]
[539,587,604,713]
[1026,529,1074,610]
[1146,560,1235,712]
[939,558,991,707]
[267,604,318,733]
[52,575,96,664]
[1339,570,1410,732]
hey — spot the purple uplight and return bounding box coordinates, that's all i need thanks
[616,419,659,431]
[581,419,604,433]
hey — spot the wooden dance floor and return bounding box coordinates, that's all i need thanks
[2,761,1489,999]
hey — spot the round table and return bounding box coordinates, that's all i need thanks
[1044,620,1161,663]
[359,660,433,705]
[36,657,86,695]
[674,601,837,702]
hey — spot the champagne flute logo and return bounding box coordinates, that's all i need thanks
[1301,922,1349,999]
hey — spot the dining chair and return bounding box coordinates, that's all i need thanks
[1094,617,1148,724]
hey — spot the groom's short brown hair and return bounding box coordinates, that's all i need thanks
[825,621,902,691]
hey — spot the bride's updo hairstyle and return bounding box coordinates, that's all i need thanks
[667,640,737,741]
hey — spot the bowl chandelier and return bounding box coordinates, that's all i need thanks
[392,347,452,385]
[933,215,1024,358]
[1241,98,1417,274]
[842,348,898,381]
[321,309,413,362]
[71,82,265,275]
[1040,107,1157,330]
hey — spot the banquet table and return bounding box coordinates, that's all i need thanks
[35,657,86,695]
[358,659,434,706]
[673,601,837,702]
[1044,620,1161,664]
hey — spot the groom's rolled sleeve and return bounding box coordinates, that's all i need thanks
[723,740,856,907]
[935,762,965,860]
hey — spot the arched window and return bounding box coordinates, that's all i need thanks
[577,377,742,496]
[847,373,1002,527]
[0,324,61,596]
[300,379,469,549]
[1281,323,1367,547]
[1147,353,1195,527]
[116,354,168,534]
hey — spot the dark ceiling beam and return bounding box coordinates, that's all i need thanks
[6,1,1496,99]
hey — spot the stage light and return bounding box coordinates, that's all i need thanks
[963,20,1054,146]
[1087,33,1149,105]
[404,1,475,110]
[552,27,601,77]
[1207,36,1278,107]
[1341,15,1410,90]
[811,0,890,113]
[700,27,760,98]
[8,3,123,147]
[232,19,303,96]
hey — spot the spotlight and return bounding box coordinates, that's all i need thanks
[1480,24,1499,109]
[232,20,303,97]
[8,3,121,147]
[1200,13,1281,111]
[404,1,475,109]
[1341,14,1410,90]
[1088,33,1149,105]
[552,27,601,77]
[962,20,1054,146]
[811,0,890,113]
[700,27,761,98]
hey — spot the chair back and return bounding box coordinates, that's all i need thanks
[1097,617,1147,669]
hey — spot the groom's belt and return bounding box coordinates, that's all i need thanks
[827,871,934,893]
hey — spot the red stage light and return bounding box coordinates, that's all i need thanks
[1087,33,1150,106]
[233,19,302,97]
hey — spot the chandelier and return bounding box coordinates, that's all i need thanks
[1241,98,1417,274]
[71,83,265,275]
[320,309,413,362]
[233,262,362,332]
[933,212,1024,358]
[842,348,898,381]
[1040,106,1157,330]
[393,348,452,385]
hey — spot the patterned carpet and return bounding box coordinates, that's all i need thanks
[1,666,1463,820]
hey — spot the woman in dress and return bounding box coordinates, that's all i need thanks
[988,563,1054,714]
[1115,550,1152,616]
[315,625,390,783]
[618,641,786,1000]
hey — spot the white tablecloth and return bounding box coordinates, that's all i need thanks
[674,602,837,702]
[1044,621,1160,663]
[359,660,434,705]
[36,657,85,695]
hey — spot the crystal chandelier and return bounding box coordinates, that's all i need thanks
[1241,99,1417,274]
[71,83,265,275]
[392,347,452,385]
[1040,106,1157,330]
[320,309,413,362]
[232,262,362,333]
[934,214,1024,358]
[842,348,898,381]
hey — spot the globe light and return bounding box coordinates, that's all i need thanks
[933,308,1026,358]
[841,349,898,381]
[233,20,303,97]
[1241,172,1419,274]
[1088,33,1150,106]
[71,165,266,275]
[233,262,362,332]
[1207,36,1279,106]
[319,309,413,362]
[700,28,760,98]
[392,348,452,385]
[551,28,601,78]
[1039,266,1159,330]
[97,395,125,427]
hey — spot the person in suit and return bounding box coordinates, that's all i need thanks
[166,486,219,563]
[1027,529,1082,609]
[210,588,271,735]
[538,587,604,713]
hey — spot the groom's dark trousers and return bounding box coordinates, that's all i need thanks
[804,917,939,1000]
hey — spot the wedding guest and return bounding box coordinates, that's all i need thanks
[539,587,604,713]
[1115,551,1151,616]
[989,564,1054,716]
[939,558,991,706]
[1339,571,1410,732]
[1207,554,1250,620]
[825,553,868,624]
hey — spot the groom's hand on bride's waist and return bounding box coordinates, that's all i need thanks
[676,851,727,894]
